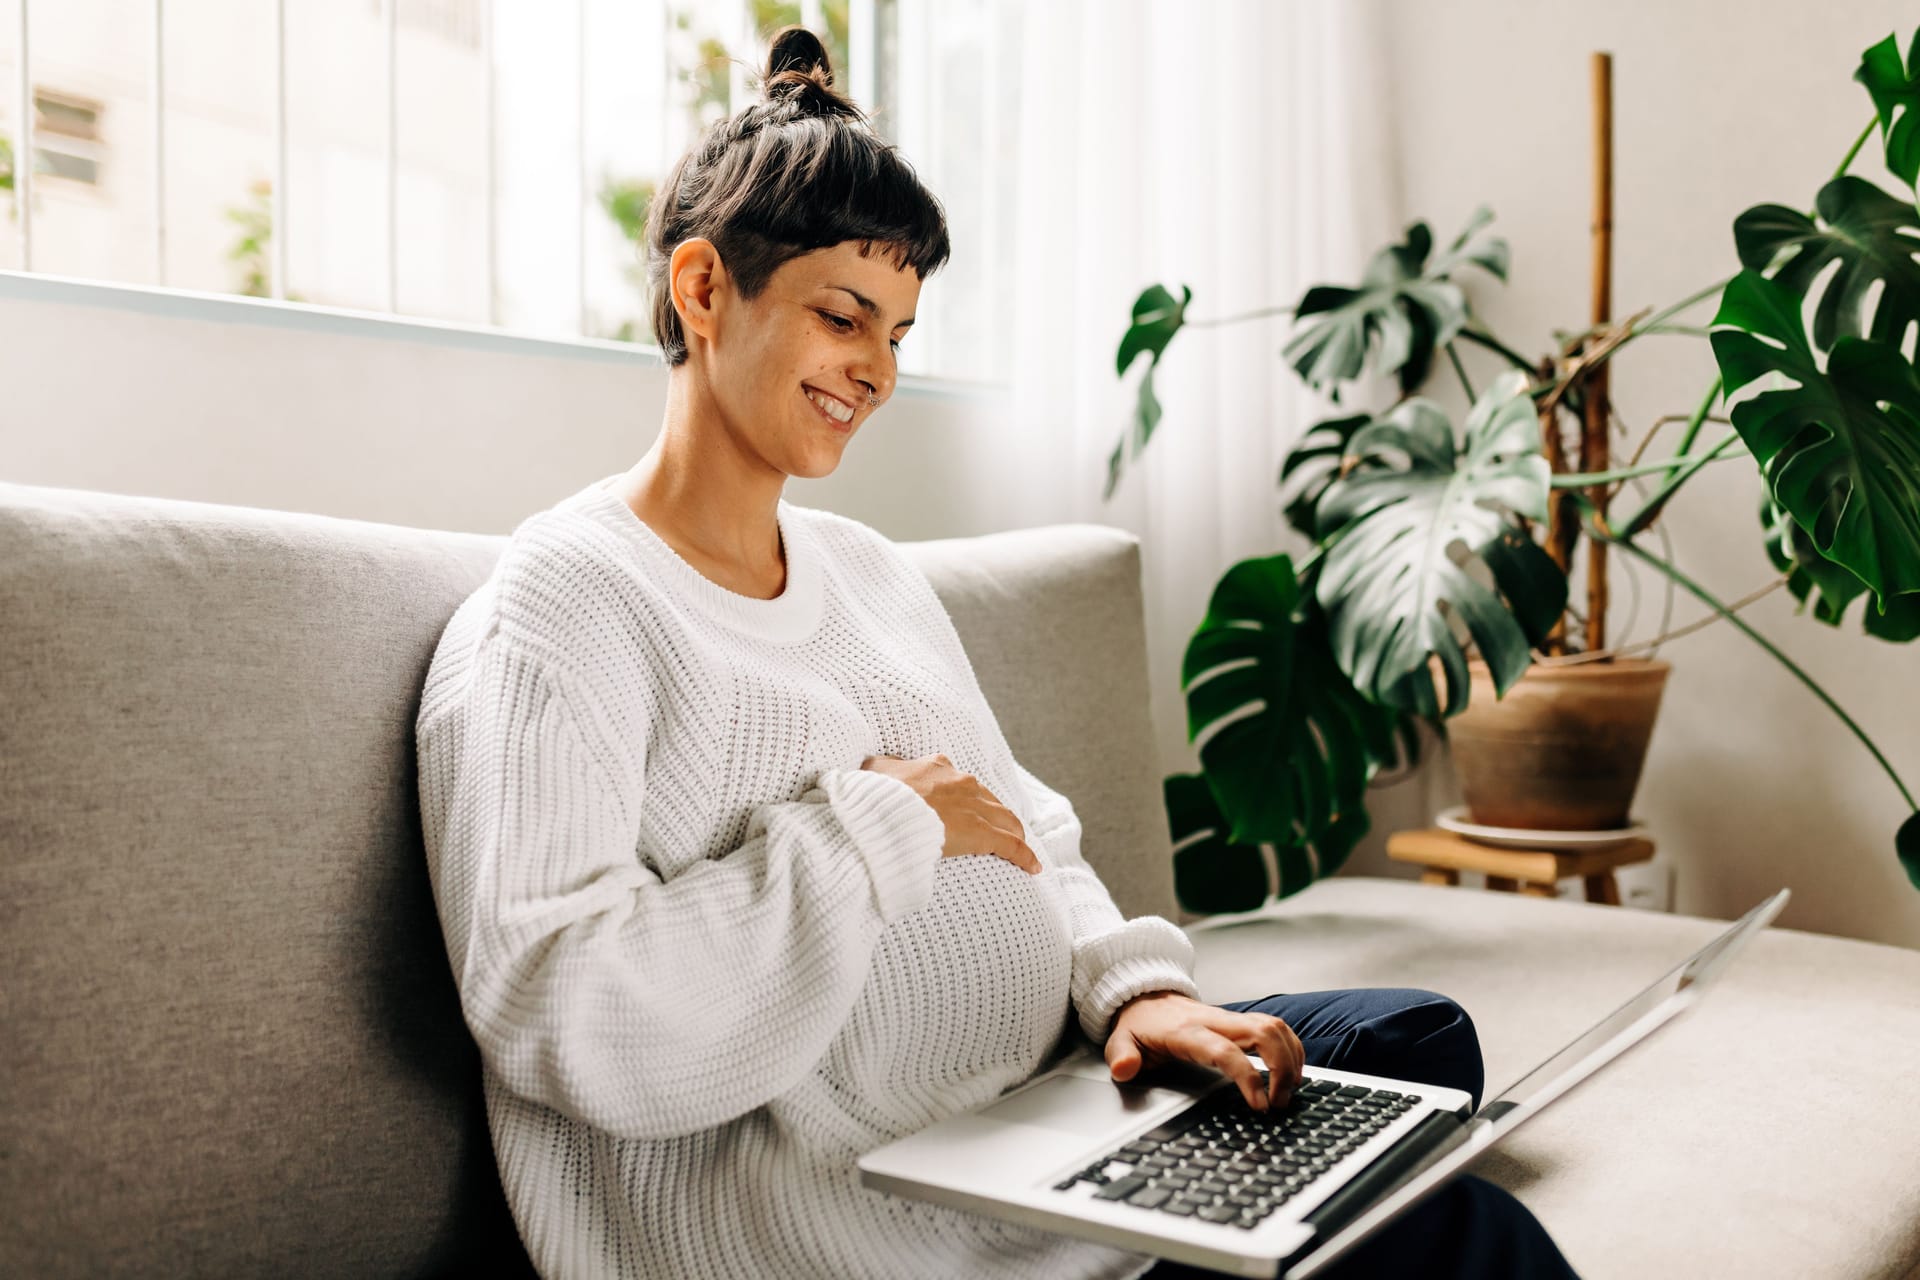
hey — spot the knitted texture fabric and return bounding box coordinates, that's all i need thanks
[415,473,1198,1280]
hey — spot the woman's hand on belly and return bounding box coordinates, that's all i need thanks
[861,753,1041,875]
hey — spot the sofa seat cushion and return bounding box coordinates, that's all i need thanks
[1184,875,1920,1279]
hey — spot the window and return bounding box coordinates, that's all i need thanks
[369,0,485,52]
[32,89,103,186]
[0,0,1013,382]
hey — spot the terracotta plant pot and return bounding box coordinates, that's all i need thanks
[1442,657,1671,831]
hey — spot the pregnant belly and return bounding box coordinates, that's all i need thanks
[817,854,1075,1134]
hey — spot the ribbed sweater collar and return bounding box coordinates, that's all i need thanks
[566,473,825,644]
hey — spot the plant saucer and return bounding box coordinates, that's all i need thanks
[1436,805,1647,851]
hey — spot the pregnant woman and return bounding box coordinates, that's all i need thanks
[414,26,1579,1280]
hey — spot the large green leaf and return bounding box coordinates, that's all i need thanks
[1276,414,1373,540]
[1179,553,1401,878]
[1164,775,1373,912]
[1312,370,1563,717]
[1856,29,1920,190]
[1280,205,1508,402]
[1731,176,1920,355]
[1761,491,1920,641]
[1710,269,1920,606]
[1116,283,1192,379]
[1108,283,1191,499]
[1901,811,1920,892]
[1165,774,1272,913]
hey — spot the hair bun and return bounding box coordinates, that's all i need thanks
[761,25,861,120]
[765,25,831,85]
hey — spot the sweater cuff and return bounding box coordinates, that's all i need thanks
[815,767,942,924]
[1072,916,1200,1044]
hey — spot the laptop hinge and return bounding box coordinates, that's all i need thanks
[1288,1111,1468,1256]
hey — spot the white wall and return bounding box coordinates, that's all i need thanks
[0,271,1042,542]
[1373,0,1920,948]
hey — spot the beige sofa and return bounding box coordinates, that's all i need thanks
[3,478,1917,1279]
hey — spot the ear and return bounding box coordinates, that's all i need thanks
[669,238,727,353]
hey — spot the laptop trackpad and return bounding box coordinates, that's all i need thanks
[980,1074,1164,1138]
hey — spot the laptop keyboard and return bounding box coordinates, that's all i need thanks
[1049,1077,1419,1230]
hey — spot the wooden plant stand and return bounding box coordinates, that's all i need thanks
[1386,828,1654,905]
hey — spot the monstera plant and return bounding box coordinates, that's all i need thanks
[1118,31,1920,913]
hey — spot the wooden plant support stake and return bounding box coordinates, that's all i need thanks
[1540,354,1573,656]
[1583,50,1614,655]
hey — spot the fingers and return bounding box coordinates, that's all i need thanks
[1183,1014,1307,1111]
[922,757,1043,874]
[945,818,1039,874]
[975,793,1039,874]
[1239,1015,1304,1107]
[1106,1027,1143,1082]
[1176,1026,1268,1111]
[995,828,1042,874]
[988,801,1039,874]
[1282,1020,1306,1090]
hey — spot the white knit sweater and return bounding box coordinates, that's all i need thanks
[415,473,1199,1280]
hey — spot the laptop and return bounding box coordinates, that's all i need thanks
[859,887,1790,1278]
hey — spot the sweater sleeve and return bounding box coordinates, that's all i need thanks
[416,627,944,1142]
[1009,758,1201,1044]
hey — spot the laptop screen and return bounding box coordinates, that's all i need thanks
[1290,887,1789,1279]
[1470,887,1789,1127]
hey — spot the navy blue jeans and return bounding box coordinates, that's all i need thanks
[1140,988,1580,1280]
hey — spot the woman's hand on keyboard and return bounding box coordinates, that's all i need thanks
[860,753,1042,875]
[1105,991,1306,1111]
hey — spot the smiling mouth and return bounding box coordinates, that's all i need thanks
[803,386,857,429]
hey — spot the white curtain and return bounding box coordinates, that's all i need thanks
[1000,0,1426,874]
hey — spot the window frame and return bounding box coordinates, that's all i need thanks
[2,0,1008,388]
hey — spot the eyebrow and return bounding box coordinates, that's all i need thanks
[826,285,914,330]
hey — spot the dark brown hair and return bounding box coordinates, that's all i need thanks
[645,25,951,366]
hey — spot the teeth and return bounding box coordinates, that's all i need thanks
[806,388,855,423]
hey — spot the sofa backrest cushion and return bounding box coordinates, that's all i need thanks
[0,480,1173,1277]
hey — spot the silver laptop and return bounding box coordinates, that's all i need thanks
[859,888,1789,1278]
